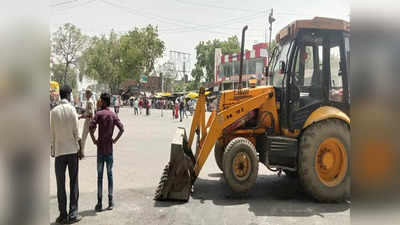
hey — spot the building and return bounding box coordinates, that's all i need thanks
[120,76,162,96]
[215,43,268,91]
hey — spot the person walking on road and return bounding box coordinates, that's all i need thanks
[50,85,82,224]
[170,100,175,119]
[89,93,124,212]
[175,99,179,120]
[133,98,139,116]
[179,99,185,122]
[114,96,120,115]
[79,88,94,154]
[138,98,143,115]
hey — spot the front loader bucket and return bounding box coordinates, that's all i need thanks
[154,127,196,201]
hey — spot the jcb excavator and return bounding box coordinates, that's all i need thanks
[155,17,350,202]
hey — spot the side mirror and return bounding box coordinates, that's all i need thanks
[279,61,286,74]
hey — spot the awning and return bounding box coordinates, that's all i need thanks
[185,91,211,99]
[155,92,172,97]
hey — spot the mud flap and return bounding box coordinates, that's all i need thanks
[154,127,195,201]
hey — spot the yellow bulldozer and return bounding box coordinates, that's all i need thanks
[155,17,350,202]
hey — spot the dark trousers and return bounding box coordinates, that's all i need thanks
[55,153,79,217]
[179,109,184,122]
[97,153,113,203]
[114,106,120,114]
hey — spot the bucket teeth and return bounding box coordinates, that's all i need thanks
[154,163,170,201]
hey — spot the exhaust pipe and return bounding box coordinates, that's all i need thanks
[238,25,248,90]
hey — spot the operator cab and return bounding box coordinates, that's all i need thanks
[269,17,350,131]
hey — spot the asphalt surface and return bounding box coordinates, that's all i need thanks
[49,107,350,225]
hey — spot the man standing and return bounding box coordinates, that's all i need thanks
[133,98,139,116]
[179,98,185,122]
[138,98,143,115]
[114,96,120,114]
[79,88,94,154]
[50,85,82,224]
[90,93,124,212]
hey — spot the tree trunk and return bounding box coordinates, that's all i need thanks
[63,62,69,85]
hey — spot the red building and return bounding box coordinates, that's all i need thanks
[215,43,268,90]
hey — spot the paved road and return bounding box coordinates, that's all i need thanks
[50,107,350,225]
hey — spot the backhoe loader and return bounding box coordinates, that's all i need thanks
[155,17,350,202]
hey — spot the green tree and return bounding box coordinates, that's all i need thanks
[190,63,203,89]
[51,62,78,89]
[51,23,88,86]
[194,36,240,82]
[81,25,165,94]
[119,25,165,79]
[81,31,122,94]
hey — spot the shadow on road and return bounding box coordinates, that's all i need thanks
[154,200,186,207]
[49,210,98,224]
[80,209,98,217]
[191,173,350,217]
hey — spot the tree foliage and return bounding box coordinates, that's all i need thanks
[193,36,240,82]
[79,25,165,94]
[80,31,122,94]
[51,62,78,89]
[51,23,88,86]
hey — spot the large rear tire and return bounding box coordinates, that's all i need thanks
[298,119,350,202]
[223,137,259,193]
[214,141,224,172]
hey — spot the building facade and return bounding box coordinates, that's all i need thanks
[215,43,268,91]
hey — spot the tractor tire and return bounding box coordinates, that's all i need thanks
[298,119,350,202]
[283,169,298,178]
[214,141,224,172]
[223,137,259,193]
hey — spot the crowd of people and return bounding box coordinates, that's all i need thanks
[128,96,196,122]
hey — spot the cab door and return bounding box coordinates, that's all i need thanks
[286,30,327,129]
[286,30,350,130]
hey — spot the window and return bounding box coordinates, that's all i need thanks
[329,45,344,102]
[218,64,224,78]
[304,46,314,86]
[233,61,240,75]
[224,63,232,77]
[271,43,290,87]
[256,58,264,74]
[248,59,256,74]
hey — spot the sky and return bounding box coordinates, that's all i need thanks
[50,0,350,74]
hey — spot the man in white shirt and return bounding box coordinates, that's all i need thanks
[79,88,94,154]
[133,98,139,115]
[50,85,82,224]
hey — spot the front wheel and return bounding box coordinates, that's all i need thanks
[298,119,350,202]
[223,137,259,193]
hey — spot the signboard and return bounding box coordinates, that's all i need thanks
[140,75,148,83]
